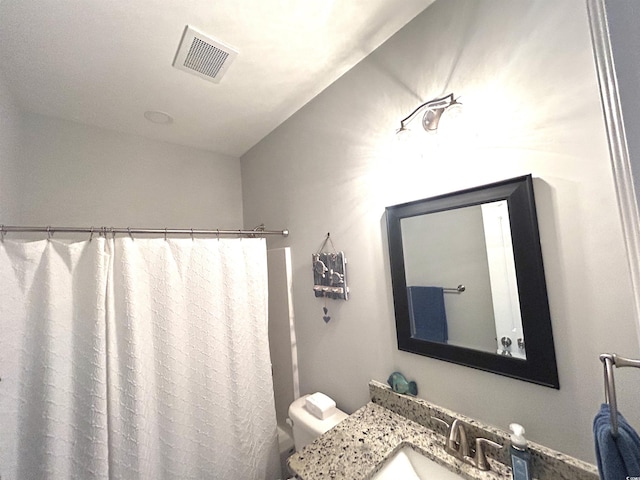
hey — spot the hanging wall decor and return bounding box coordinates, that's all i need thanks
[312,233,349,322]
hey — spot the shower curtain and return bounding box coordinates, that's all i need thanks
[0,237,280,480]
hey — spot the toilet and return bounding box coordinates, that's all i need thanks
[287,393,348,452]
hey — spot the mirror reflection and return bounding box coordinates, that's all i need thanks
[401,200,525,359]
[386,175,559,388]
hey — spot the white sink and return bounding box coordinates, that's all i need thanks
[371,446,464,480]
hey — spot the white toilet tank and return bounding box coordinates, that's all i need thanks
[288,393,348,451]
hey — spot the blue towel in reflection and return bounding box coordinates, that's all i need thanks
[593,403,640,480]
[407,286,448,342]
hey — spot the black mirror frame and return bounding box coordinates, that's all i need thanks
[386,175,559,388]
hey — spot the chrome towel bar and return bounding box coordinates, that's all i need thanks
[599,353,640,436]
[443,285,466,294]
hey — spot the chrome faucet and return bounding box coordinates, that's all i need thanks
[445,419,471,459]
[431,416,502,471]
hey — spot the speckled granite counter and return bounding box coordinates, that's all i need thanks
[288,401,509,480]
[287,381,599,480]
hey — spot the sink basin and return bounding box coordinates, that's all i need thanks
[371,446,464,480]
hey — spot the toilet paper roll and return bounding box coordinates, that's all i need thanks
[305,392,337,420]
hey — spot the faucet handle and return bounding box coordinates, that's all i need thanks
[430,416,450,430]
[472,437,503,471]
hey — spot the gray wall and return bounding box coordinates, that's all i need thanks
[0,75,21,223]
[241,0,640,462]
[12,112,243,228]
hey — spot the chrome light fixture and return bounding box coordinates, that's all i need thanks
[397,93,461,134]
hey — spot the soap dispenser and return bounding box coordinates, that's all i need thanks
[509,423,532,480]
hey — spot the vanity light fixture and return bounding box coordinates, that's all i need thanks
[396,93,461,135]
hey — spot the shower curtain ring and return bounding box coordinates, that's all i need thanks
[0,224,5,242]
[164,228,168,241]
[190,228,194,241]
[47,226,52,240]
[89,227,94,242]
[217,229,220,241]
[127,227,134,240]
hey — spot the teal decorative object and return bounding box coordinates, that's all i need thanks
[387,371,418,396]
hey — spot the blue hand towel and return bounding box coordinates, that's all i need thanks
[407,286,448,342]
[593,403,640,480]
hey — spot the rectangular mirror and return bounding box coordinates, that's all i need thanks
[386,175,559,388]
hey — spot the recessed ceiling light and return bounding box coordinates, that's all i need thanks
[144,110,174,125]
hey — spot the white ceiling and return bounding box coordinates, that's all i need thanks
[0,0,433,157]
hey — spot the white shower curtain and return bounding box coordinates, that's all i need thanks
[0,236,280,480]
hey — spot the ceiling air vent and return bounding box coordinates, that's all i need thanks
[172,26,238,84]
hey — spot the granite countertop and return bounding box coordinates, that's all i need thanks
[287,381,599,480]
[287,401,510,480]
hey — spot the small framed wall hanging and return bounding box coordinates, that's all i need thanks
[312,233,349,322]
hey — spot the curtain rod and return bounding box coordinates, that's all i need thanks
[0,224,289,238]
